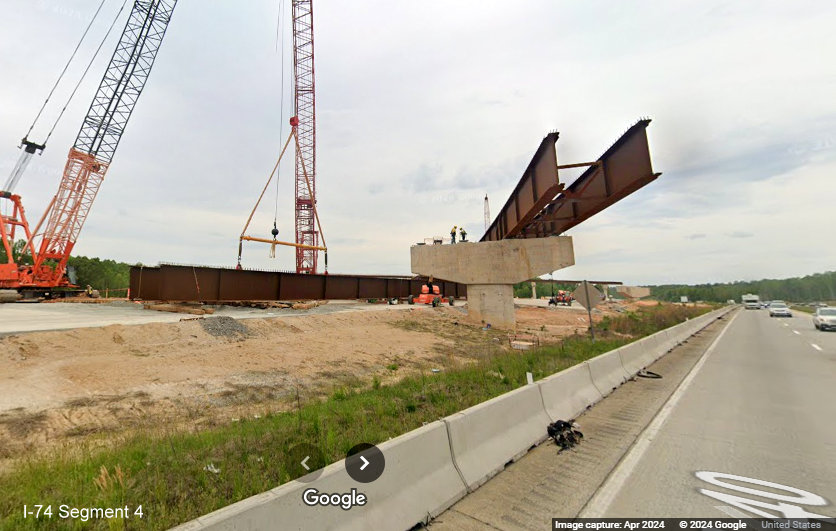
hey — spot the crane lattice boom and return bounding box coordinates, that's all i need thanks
[291,0,318,274]
[31,0,177,286]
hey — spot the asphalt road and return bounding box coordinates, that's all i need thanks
[585,308,836,519]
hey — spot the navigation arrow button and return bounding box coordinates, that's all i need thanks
[345,443,385,483]
[287,443,325,483]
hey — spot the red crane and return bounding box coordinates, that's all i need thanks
[0,0,178,297]
[291,0,318,274]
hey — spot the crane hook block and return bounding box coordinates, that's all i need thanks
[289,116,299,127]
[21,138,46,154]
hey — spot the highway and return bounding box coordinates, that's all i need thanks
[584,308,836,519]
[431,308,836,529]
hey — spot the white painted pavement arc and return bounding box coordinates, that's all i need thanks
[793,330,801,335]
[577,310,740,518]
[811,344,823,351]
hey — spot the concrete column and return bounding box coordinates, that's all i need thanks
[531,282,537,300]
[467,284,515,329]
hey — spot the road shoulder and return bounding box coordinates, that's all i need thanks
[429,311,736,530]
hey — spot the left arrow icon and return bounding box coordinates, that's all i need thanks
[288,443,325,482]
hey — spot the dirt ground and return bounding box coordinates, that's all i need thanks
[0,300,639,462]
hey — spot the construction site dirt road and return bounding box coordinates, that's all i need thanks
[0,301,640,467]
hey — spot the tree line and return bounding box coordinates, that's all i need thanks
[649,271,836,303]
[0,238,132,291]
[513,281,582,298]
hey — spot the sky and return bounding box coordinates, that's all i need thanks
[1,0,834,286]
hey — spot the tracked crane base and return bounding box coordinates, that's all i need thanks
[411,236,574,329]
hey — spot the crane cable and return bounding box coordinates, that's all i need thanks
[23,0,109,144]
[273,0,286,227]
[4,0,121,196]
[43,0,131,146]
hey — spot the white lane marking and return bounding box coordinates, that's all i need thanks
[578,311,741,517]
[793,330,801,335]
[697,471,830,519]
[697,471,827,505]
[811,344,822,351]
[783,323,789,327]
[715,505,751,518]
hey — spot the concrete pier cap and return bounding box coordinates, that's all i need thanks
[410,236,574,329]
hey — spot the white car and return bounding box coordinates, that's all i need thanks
[813,307,836,331]
[768,302,792,318]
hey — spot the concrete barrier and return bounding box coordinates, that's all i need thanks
[176,305,738,531]
[173,421,467,531]
[538,362,603,422]
[444,384,551,490]
[587,349,630,397]
[642,329,670,364]
[617,307,734,378]
[664,307,731,354]
[661,328,679,353]
[618,337,655,376]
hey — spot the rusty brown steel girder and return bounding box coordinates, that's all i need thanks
[481,131,563,242]
[481,119,660,241]
[129,264,466,303]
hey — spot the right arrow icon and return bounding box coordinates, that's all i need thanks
[346,443,385,483]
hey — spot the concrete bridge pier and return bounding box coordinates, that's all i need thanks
[410,236,574,329]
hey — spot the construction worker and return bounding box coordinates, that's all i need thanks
[450,226,457,244]
[459,226,467,242]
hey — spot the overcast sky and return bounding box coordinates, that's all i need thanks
[1,0,834,285]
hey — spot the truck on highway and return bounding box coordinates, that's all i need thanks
[741,294,760,309]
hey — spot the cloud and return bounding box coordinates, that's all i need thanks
[2,1,835,284]
[727,231,754,239]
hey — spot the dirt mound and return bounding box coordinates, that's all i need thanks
[0,303,612,461]
[200,316,250,338]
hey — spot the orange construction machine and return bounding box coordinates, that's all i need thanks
[408,279,455,307]
[0,1,178,299]
[548,290,574,306]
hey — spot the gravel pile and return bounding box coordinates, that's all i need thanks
[200,316,250,338]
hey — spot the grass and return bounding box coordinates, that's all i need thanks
[0,304,710,530]
[791,305,814,314]
[598,302,717,336]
